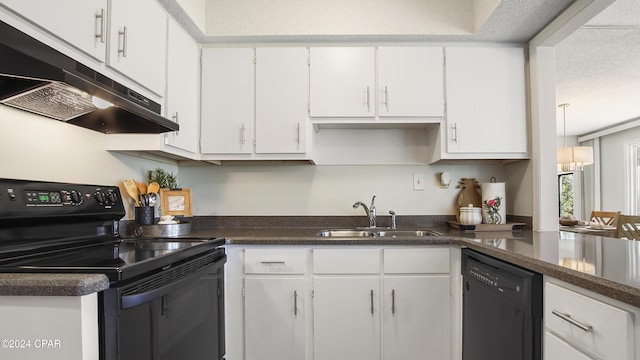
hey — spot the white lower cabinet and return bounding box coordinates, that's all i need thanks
[544,278,639,360]
[244,277,307,360]
[227,245,458,360]
[383,248,451,360]
[544,331,593,360]
[383,275,451,360]
[313,276,381,360]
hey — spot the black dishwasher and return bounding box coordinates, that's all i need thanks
[462,248,542,360]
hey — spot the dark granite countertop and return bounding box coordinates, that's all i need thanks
[0,273,109,296]
[8,214,638,307]
[184,224,640,308]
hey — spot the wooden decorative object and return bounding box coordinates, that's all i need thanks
[159,188,193,217]
[455,178,482,221]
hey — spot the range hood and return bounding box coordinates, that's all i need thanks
[0,20,178,134]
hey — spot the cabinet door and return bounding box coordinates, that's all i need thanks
[201,48,254,154]
[255,47,308,154]
[164,19,199,154]
[310,47,375,117]
[0,0,108,61]
[544,332,593,360]
[444,47,527,153]
[378,47,444,117]
[313,276,380,360]
[245,277,307,360]
[383,275,451,360]
[108,0,167,95]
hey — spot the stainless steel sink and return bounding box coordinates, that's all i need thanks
[316,229,441,238]
[376,230,441,237]
[316,230,377,237]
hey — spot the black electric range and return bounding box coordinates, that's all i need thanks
[0,178,226,360]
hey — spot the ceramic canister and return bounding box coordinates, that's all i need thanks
[459,204,482,225]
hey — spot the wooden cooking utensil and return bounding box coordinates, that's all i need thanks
[147,182,160,194]
[123,179,140,207]
[136,181,147,195]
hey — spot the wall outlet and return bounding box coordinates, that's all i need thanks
[413,173,425,191]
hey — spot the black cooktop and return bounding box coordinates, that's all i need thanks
[0,237,225,282]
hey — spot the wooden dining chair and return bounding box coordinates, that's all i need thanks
[615,215,640,240]
[589,210,621,227]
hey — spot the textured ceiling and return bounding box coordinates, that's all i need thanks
[160,0,636,136]
[161,0,573,43]
[555,0,640,136]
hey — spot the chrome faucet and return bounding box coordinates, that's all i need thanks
[389,210,397,229]
[353,195,377,228]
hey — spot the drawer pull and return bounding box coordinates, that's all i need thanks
[260,261,285,264]
[294,290,298,316]
[552,310,593,332]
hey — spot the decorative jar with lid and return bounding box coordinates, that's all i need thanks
[459,204,482,225]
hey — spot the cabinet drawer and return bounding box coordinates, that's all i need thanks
[245,249,306,274]
[544,331,593,360]
[384,248,449,274]
[313,248,380,274]
[545,282,634,360]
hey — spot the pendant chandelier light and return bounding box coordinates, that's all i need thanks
[557,103,593,172]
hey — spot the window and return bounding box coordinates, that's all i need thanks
[559,173,574,217]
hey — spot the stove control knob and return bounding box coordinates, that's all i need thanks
[107,192,118,204]
[70,190,83,205]
[95,192,106,204]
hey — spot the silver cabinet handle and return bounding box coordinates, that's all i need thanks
[370,289,374,315]
[552,310,593,332]
[452,123,458,143]
[172,112,179,134]
[118,26,128,57]
[366,86,371,112]
[294,290,298,317]
[95,9,105,43]
[383,86,389,112]
[260,261,285,264]
[391,289,396,315]
[296,123,301,144]
[241,124,246,145]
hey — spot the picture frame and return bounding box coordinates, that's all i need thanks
[159,188,193,217]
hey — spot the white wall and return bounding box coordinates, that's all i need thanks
[0,105,532,219]
[204,0,473,37]
[0,106,178,219]
[179,163,509,216]
[600,126,640,212]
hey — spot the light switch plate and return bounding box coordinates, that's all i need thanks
[413,173,425,191]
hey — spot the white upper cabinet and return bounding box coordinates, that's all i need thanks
[255,47,308,154]
[442,47,527,155]
[309,47,444,121]
[1,0,168,97]
[377,47,444,117]
[310,47,375,117]
[0,0,108,61]
[201,47,310,159]
[108,0,167,96]
[201,48,255,155]
[164,18,199,154]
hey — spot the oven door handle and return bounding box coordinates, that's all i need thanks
[121,256,225,310]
